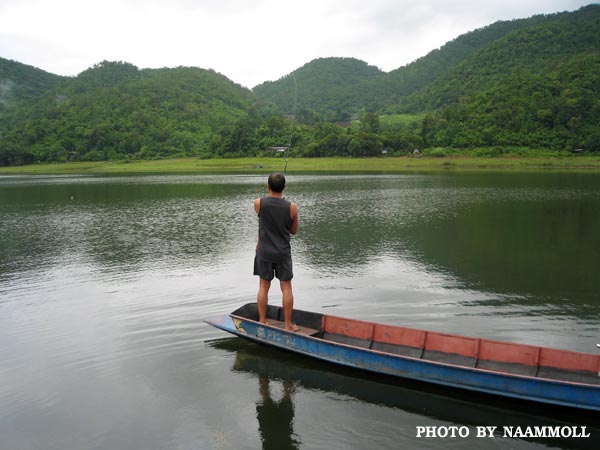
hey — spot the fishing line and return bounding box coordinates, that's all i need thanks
[284,73,298,174]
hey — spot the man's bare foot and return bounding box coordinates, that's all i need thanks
[285,323,299,332]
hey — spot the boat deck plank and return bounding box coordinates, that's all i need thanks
[268,320,320,337]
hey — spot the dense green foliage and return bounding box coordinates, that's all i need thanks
[253,14,549,118]
[421,55,600,151]
[0,57,64,106]
[0,57,65,138]
[1,5,599,165]
[362,15,548,113]
[418,6,600,150]
[254,57,382,122]
[0,62,259,164]
[255,5,600,152]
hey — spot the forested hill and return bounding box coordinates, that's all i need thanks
[358,13,549,113]
[0,61,259,164]
[0,57,65,118]
[251,14,550,119]
[1,5,599,165]
[405,5,600,112]
[417,4,600,150]
[253,57,383,122]
[252,6,599,121]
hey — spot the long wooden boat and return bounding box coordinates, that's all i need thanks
[210,337,600,448]
[205,303,600,411]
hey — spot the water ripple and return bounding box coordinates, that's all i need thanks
[2,173,600,450]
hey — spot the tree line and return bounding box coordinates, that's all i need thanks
[1,5,599,166]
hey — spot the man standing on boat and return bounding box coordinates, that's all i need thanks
[254,172,299,332]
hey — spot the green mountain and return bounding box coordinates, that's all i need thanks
[406,5,600,111]
[417,5,600,150]
[1,5,599,165]
[0,57,64,106]
[253,6,599,116]
[0,57,66,136]
[362,14,549,113]
[253,5,600,151]
[253,57,383,122]
[0,61,258,164]
[252,14,549,119]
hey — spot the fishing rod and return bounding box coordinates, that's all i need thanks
[284,73,298,174]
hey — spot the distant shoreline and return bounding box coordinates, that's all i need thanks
[1,156,600,175]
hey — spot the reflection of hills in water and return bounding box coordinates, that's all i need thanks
[404,188,600,313]
[210,337,600,450]
[296,173,600,316]
[0,177,259,278]
[4,173,600,315]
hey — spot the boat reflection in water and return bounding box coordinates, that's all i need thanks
[210,337,600,450]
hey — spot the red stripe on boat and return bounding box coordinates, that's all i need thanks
[324,316,374,340]
[425,332,480,358]
[479,340,540,366]
[373,324,426,348]
[540,347,600,373]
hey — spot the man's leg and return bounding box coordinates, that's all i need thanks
[280,280,298,331]
[257,277,271,324]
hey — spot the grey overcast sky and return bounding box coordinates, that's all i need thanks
[0,0,594,88]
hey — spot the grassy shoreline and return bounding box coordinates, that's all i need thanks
[1,155,600,175]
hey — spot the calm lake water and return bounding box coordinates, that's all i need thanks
[1,172,599,450]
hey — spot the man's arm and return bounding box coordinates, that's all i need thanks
[254,198,261,250]
[290,202,299,235]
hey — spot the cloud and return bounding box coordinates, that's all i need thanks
[0,0,593,88]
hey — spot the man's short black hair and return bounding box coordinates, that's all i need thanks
[268,172,286,193]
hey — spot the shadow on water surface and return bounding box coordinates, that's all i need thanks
[209,337,600,450]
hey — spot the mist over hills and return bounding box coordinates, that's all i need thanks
[1,4,599,165]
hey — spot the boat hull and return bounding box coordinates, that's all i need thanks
[206,310,600,412]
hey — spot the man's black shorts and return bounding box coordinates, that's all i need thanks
[253,254,293,281]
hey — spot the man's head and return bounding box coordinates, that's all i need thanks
[268,172,286,193]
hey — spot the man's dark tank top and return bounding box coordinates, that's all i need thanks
[257,196,292,262]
